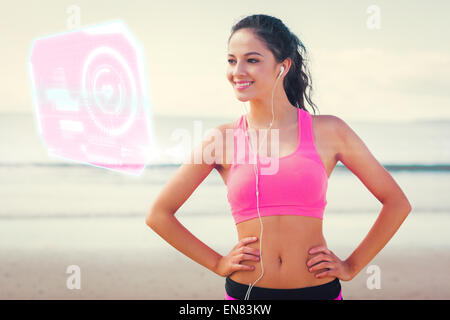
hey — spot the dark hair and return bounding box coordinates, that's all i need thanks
[228,14,319,115]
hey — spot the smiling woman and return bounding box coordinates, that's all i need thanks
[145,14,412,301]
[225,15,317,118]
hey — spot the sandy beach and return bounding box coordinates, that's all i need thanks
[1,213,449,300]
[1,243,449,300]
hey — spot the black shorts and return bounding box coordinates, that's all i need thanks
[225,276,343,300]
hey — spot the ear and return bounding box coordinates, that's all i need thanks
[281,57,292,74]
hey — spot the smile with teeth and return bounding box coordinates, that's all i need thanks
[235,81,254,89]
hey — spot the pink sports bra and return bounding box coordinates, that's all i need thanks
[226,107,328,225]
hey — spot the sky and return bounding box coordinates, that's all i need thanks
[0,0,449,122]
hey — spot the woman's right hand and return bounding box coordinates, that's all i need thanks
[215,236,261,277]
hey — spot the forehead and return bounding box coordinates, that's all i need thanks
[228,28,267,55]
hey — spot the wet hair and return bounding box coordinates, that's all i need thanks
[228,14,319,115]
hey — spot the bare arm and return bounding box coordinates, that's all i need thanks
[334,117,412,278]
[145,128,223,275]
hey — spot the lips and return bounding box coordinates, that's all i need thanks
[234,81,254,89]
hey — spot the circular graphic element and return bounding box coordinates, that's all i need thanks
[92,65,123,115]
[81,46,137,136]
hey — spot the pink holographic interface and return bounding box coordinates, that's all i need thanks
[29,21,153,175]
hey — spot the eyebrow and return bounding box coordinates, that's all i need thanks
[227,52,263,57]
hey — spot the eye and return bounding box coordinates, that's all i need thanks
[227,58,259,64]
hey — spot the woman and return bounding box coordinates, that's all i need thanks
[145,14,412,300]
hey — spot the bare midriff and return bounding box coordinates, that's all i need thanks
[229,215,336,289]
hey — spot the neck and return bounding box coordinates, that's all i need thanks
[246,87,297,129]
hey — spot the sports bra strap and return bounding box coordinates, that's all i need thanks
[300,108,313,149]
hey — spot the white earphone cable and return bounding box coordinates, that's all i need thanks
[242,67,282,300]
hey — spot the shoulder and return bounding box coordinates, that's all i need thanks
[215,120,236,133]
[311,113,348,137]
[311,113,343,141]
[218,116,241,131]
[311,114,352,159]
[211,116,242,141]
[311,113,339,125]
[315,114,367,161]
[311,113,341,125]
[207,120,237,145]
[205,119,239,169]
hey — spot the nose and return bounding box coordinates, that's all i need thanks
[232,61,247,77]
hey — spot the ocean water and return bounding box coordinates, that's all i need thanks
[0,112,449,220]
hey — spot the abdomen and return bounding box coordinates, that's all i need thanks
[229,215,335,289]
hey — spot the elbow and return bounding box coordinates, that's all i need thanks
[398,200,413,216]
[145,214,153,228]
[145,207,172,230]
[145,210,158,229]
[405,200,412,214]
[383,197,413,215]
[401,197,413,214]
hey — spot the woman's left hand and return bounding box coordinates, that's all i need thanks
[306,245,354,281]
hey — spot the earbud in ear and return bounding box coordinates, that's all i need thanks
[278,66,285,77]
